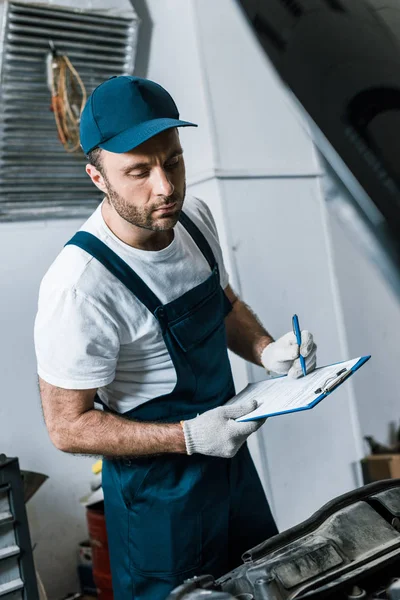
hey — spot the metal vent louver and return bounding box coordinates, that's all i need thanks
[0,1,139,221]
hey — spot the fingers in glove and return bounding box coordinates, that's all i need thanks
[305,345,317,371]
[272,332,300,361]
[231,418,265,436]
[223,398,258,419]
[273,336,316,375]
[288,349,317,378]
[300,331,314,357]
[298,343,317,367]
[288,359,306,379]
[287,359,303,379]
[268,359,294,375]
[260,334,299,374]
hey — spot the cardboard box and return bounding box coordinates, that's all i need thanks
[362,454,400,483]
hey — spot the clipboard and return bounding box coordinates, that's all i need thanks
[235,355,371,422]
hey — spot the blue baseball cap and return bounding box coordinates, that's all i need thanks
[80,75,197,154]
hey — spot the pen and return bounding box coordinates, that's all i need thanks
[292,314,307,377]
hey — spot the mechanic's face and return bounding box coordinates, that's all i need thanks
[86,128,186,231]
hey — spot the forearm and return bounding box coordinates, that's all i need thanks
[53,408,186,457]
[225,298,274,366]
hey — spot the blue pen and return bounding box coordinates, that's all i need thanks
[292,314,307,377]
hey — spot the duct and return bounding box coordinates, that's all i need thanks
[0,1,140,221]
[237,0,400,299]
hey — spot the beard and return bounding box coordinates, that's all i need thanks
[103,176,186,232]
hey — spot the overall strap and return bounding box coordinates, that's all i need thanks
[65,232,162,316]
[178,210,217,271]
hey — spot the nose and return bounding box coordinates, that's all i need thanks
[153,166,174,197]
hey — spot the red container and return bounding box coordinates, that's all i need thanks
[86,505,114,600]
[94,571,114,600]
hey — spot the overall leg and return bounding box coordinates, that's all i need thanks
[104,454,234,599]
[228,444,278,571]
[102,459,134,600]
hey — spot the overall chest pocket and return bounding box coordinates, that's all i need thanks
[168,286,225,353]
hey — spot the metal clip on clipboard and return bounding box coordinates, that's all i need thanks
[314,367,353,395]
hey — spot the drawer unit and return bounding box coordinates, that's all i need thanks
[0,457,38,599]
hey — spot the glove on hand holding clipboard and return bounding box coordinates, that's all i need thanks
[182,399,264,458]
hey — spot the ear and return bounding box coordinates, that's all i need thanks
[86,164,107,194]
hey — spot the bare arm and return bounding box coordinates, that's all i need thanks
[224,285,274,366]
[39,377,186,457]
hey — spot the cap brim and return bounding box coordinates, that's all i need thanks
[98,118,198,153]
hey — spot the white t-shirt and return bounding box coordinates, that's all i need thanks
[34,195,229,414]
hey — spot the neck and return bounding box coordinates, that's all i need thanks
[101,200,174,251]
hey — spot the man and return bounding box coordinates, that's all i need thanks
[35,76,317,599]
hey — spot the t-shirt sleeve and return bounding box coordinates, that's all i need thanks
[34,284,120,390]
[191,197,230,289]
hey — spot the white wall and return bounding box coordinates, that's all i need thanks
[329,217,400,446]
[191,0,316,177]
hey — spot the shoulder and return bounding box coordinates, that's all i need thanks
[38,204,115,307]
[41,245,94,293]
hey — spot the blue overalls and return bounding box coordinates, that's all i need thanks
[66,211,278,599]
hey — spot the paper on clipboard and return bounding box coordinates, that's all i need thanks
[234,357,367,422]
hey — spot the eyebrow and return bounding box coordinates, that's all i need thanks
[122,148,183,174]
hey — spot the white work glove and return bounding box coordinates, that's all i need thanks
[261,331,317,378]
[182,399,264,459]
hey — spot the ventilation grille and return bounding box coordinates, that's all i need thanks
[0,1,139,221]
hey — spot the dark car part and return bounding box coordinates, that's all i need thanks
[168,480,400,599]
[235,0,400,299]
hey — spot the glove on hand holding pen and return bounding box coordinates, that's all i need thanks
[261,330,317,378]
[182,399,264,459]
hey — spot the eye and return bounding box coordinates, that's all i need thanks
[130,171,149,179]
[165,156,180,170]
